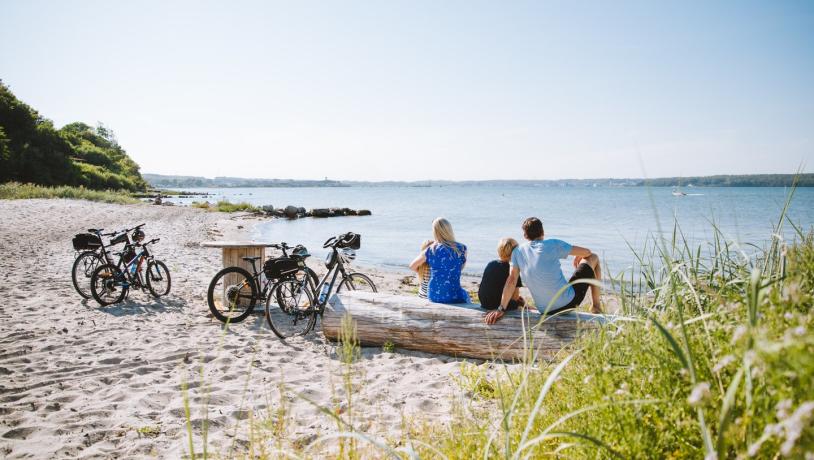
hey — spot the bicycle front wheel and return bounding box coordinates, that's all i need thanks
[72,251,103,299]
[146,260,172,297]
[207,267,257,323]
[90,264,128,306]
[337,272,377,293]
[266,278,316,339]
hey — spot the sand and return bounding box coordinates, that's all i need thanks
[0,199,491,458]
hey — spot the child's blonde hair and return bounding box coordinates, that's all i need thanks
[417,239,433,282]
[497,237,518,261]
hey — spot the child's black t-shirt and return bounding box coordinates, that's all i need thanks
[478,260,522,309]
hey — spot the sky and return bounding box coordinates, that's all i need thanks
[1,0,813,181]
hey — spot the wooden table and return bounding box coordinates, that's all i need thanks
[200,241,275,274]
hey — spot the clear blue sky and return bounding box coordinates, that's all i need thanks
[1,0,812,181]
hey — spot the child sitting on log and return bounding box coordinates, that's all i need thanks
[478,238,525,310]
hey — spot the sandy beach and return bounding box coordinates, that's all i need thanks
[0,199,504,458]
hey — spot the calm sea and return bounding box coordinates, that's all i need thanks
[166,186,814,278]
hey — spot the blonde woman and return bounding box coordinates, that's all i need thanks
[478,238,525,310]
[409,218,469,303]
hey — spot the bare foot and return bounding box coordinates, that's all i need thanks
[590,304,603,314]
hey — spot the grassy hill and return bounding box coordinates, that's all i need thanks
[0,80,146,192]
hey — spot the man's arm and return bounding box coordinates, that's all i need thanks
[484,266,520,324]
[570,245,592,268]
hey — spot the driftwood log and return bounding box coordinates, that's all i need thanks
[323,291,612,361]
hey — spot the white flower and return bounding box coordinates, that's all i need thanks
[583,375,592,385]
[784,312,794,321]
[732,325,748,344]
[713,355,736,373]
[776,399,793,420]
[780,401,814,456]
[688,382,712,408]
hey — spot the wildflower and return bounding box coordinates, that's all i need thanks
[732,325,748,344]
[784,312,794,321]
[713,355,735,373]
[794,326,806,337]
[776,399,793,419]
[583,375,592,385]
[688,382,711,408]
[780,401,814,456]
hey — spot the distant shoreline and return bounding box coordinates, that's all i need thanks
[144,173,813,189]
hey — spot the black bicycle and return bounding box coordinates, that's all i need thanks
[89,227,171,306]
[206,243,319,324]
[71,226,132,299]
[265,232,376,339]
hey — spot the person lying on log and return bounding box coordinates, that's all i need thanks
[478,237,525,311]
[484,217,602,325]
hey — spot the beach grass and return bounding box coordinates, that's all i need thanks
[191,200,261,213]
[0,181,140,204]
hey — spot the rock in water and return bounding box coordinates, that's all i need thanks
[284,205,299,219]
[357,210,372,216]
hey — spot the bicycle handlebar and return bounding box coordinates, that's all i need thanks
[323,232,356,249]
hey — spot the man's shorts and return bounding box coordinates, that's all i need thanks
[548,263,595,314]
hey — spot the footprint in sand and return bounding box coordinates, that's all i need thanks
[2,426,37,440]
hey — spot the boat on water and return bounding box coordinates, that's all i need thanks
[672,187,687,197]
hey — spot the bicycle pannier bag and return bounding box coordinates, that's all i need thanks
[73,233,102,251]
[110,233,128,245]
[264,257,303,279]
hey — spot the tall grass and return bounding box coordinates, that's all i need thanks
[0,181,140,204]
[191,200,261,213]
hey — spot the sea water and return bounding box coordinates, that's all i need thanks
[167,186,814,277]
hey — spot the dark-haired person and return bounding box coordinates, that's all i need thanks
[484,217,602,324]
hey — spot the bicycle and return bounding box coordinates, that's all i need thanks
[206,243,320,324]
[265,232,377,339]
[71,226,133,299]
[89,229,171,306]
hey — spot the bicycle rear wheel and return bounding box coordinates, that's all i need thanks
[146,260,171,297]
[72,251,102,299]
[207,267,257,323]
[337,272,377,293]
[90,264,128,306]
[266,278,316,339]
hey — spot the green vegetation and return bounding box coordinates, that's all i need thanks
[0,80,146,191]
[191,200,260,213]
[645,173,814,187]
[0,182,139,204]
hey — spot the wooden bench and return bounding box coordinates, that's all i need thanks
[323,291,613,361]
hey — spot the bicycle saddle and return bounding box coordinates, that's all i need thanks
[241,256,261,262]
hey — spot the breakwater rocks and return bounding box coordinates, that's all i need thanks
[261,205,372,219]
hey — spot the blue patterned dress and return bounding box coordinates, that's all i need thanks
[425,242,470,304]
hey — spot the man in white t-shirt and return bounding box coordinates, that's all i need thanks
[484,217,602,324]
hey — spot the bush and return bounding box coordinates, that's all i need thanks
[0,182,139,204]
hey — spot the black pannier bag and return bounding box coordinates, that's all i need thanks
[264,257,304,279]
[110,233,128,245]
[338,233,361,249]
[73,233,102,251]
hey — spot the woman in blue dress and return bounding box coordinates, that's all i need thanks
[409,217,470,304]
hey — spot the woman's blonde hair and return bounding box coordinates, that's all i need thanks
[497,237,518,261]
[432,217,462,255]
